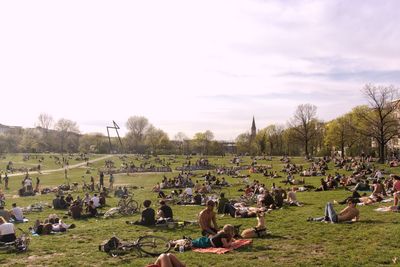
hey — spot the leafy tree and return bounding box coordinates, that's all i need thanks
[193,130,214,155]
[145,126,169,154]
[325,111,362,157]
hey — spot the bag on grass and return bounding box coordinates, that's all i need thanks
[99,236,121,253]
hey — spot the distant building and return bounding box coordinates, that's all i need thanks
[250,116,256,139]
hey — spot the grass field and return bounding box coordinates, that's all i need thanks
[0,154,399,267]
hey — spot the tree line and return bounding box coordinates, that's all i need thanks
[0,84,398,163]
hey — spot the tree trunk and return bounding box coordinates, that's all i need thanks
[379,142,385,163]
[305,139,309,158]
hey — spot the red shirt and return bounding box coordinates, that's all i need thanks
[394,180,400,192]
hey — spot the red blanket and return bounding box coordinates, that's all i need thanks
[192,239,252,254]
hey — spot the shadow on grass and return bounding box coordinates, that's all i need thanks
[357,219,386,224]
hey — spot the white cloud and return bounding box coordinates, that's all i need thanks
[0,0,399,140]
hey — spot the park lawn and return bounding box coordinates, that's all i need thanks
[0,155,399,267]
[0,153,105,172]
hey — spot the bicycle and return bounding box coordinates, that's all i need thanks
[0,228,30,253]
[108,235,171,257]
[117,195,139,215]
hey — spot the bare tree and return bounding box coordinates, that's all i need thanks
[174,132,188,155]
[36,113,53,130]
[289,104,318,157]
[54,119,80,153]
[126,116,149,143]
[355,84,400,163]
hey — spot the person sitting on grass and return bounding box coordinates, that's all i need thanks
[198,200,218,236]
[86,200,98,217]
[0,216,16,242]
[114,187,124,198]
[307,199,360,223]
[10,203,24,222]
[65,194,74,206]
[191,224,236,248]
[217,193,229,214]
[59,196,68,209]
[285,187,302,206]
[0,206,11,222]
[157,200,173,224]
[99,192,106,207]
[69,200,83,219]
[146,253,186,267]
[315,178,328,191]
[129,200,156,226]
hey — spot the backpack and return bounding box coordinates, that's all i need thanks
[99,236,121,253]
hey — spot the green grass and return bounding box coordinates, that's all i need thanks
[0,154,399,266]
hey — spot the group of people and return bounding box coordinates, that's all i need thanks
[52,192,106,219]
[127,200,173,226]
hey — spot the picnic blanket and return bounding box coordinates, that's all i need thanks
[192,239,252,254]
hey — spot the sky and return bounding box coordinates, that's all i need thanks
[1,0,400,140]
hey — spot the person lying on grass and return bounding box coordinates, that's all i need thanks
[191,224,236,248]
[32,215,75,235]
[307,199,359,223]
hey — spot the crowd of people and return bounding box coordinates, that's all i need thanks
[0,153,399,267]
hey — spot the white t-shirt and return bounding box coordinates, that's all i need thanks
[91,196,100,207]
[184,187,193,196]
[12,207,24,221]
[24,179,32,187]
[0,222,15,235]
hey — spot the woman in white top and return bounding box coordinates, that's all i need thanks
[0,216,16,242]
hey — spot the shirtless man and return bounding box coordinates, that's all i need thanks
[308,199,359,223]
[198,200,218,236]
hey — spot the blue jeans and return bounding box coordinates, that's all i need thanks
[313,202,338,222]
[324,202,338,223]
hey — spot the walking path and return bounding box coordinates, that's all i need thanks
[5,155,113,177]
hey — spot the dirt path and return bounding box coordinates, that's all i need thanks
[6,155,113,177]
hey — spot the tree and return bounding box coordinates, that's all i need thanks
[174,132,188,155]
[325,112,359,157]
[36,113,53,130]
[355,84,400,163]
[193,130,214,155]
[255,129,268,155]
[289,104,318,157]
[126,116,150,151]
[126,116,149,141]
[19,129,41,152]
[145,126,169,154]
[264,124,285,155]
[79,133,108,153]
[54,119,80,153]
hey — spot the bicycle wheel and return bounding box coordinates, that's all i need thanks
[137,235,171,256]
[127,200,139,212]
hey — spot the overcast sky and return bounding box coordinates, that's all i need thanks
[1,0,399,140]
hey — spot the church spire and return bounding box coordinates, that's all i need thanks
[251,116,256,138]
